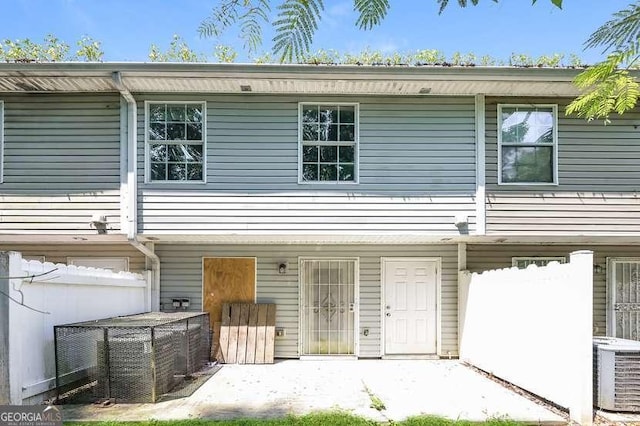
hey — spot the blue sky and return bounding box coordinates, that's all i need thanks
[0,0,628,63]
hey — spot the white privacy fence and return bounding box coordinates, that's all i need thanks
[0,251,149,404]
[458,250,593,426]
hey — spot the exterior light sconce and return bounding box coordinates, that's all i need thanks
[594,264,604,274]
[278,262,288,275]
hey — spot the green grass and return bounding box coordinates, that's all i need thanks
[65,411,528,426]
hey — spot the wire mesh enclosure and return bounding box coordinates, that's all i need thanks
[54,312,211,403]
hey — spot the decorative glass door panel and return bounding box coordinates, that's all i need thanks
[301,259,356,355]
[611,260,640,340]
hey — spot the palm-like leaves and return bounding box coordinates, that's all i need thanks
[354,0,389,30]
[199,0,270,53]
[437,0,561,14]
[585,3,640,53]
[273,0,324,62]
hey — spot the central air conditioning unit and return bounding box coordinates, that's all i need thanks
[594,337,640,412]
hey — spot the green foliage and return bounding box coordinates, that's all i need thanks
[568,1,640,121]
[437,0,561,14]
[214,45,238,63]
[199,0,271,53]
[354,0,390,30]
[272,0,324,62]
[0,34,104,62]
[76,36,104,62]
[414,49,446,64]
[148,34,205,62]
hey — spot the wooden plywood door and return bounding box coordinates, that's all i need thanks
[203,258,256,360]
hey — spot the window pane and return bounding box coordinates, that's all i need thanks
[302,107,318,123]
[168,163,187,180]
[303,123,319,141]
[149,122,166,140]
[319,124,338,141]
[187,163,203,180]
[303,164,318,181]
[150,144,167,162]
[501,108,554,144]
[186,123,202,140]
[167,104,186,121]
[339,106,354,123]
[150,163,166,181]
[319,107,338,123]
[339,146,354,162]
[319,164,338,181]
[186,105,203,122]
[167,123,186,140]
[168,144,186,162]
[320,146,337,162]
[185,145,203,162]
[339,164,354,181]
[149,104,166,121]
[303,145,318,162]
[502,146,553,183]
[339,125,355,142]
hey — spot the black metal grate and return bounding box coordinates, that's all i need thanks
[54,312,211,403]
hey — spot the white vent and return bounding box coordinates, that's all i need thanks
[594,337,640,412]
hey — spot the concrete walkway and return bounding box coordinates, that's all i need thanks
[61,360,566,423]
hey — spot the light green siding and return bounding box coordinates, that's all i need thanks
[485,97,640,235]
[138,95,477,236]
[156,243,459,358]
[0,94,122,233]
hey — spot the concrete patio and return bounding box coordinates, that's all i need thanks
[61,360,567,424]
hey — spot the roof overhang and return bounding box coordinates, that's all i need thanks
[0,62,594,97]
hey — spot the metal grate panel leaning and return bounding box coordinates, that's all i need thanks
[54,312,211,403]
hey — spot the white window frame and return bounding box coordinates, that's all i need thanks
[144,101,207,184]
[497,104,559,186]
[68,257,130,272]
[298,102,360,185]
[0,100,4,184]
[512,256,566,268]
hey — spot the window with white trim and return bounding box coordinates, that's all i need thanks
[498,105,557,185]
[300,104,358,183]
[146,102,205,182]
[512,256,566,269]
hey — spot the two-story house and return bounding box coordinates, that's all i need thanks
[1,63,639,359]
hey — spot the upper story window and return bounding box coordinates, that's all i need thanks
[498,104,558,185]
[299,103,358,183]
[146,102,205,183]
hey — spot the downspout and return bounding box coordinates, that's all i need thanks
[112,71,161,311]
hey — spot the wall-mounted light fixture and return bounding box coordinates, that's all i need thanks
[594,264,604,274]
[278,262,288,275]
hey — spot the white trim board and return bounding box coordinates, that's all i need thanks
[380,257,442,358]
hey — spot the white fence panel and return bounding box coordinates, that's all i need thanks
[459,250,593,426]
[1,251,148,404]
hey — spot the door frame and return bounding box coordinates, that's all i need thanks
[200,256,258,307]
[380,257,442,357]
[606,257,640,337]
[298,256,360,358]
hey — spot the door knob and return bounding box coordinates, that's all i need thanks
[386,313,391,317]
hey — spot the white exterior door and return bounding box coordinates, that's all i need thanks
[383,258,437,355]
[609,259,640,340]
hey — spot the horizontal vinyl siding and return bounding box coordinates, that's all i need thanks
[485,97,640,235]
[467,244,640,338]
[156,243,459,358]
[138,95,476,235]
[0,94,122,233]
[0,244,146,272]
